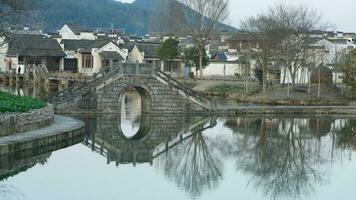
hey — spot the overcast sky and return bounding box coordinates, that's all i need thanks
[119,0,355,32]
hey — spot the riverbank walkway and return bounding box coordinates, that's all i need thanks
[0,115,84,155]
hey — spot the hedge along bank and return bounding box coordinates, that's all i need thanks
[0,92,54,137]
[0,91,45,113]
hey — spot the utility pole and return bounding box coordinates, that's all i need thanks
[110,23,114,33]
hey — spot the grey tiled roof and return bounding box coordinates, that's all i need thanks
[66,24,89,34]
[228,33,262,41]
[7,34,65,57]
[99,51,124,60]
[136,42,161,59]
[62,39,96,51]
[77,40,112,53]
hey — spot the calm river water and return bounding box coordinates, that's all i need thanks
[1,84,356,200]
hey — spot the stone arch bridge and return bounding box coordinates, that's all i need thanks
[48,64,213,114]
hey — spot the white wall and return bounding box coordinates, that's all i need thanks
[59,25,96,40]
[315,39,354,64]
[127,46,144,63]
[100,42,128,61]
[92,49,101,75]
[280,67,311,84]
[0,44,7,72]
[280,67,342,84]
[59,25,78,40]
[194,62,243,77]
[80,32,96,40]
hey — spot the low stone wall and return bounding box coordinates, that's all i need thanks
[216,106,356,116]
[0,105,54,137]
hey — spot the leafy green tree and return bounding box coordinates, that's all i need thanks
[157,38,180,60]
[183,47,208,77]
[157,38,180,73]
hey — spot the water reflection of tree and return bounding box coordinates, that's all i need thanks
[335,119,356,151]
[155,128,223,198]
[0,184,26,200]
[227,118,333,200]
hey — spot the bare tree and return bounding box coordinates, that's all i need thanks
[240,19,279,95]
[270,5,326,91]
[179,0,229,79]
[155,131,223,198]
[241,4,327,95]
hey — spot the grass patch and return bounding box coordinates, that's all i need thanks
[0,91,45,113]
[178,80,198,89]
[206,84,245,93]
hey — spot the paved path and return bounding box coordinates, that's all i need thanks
[0,115,84,146]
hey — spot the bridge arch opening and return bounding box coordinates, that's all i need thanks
[119,86,152,140]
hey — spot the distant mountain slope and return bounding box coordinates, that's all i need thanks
[26,0,236,35]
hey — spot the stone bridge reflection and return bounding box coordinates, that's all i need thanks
[81,114,217,166]
[80,114,221,198]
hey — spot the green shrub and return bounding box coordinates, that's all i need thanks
[0,91,45,113]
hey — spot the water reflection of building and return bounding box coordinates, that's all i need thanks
[0,82,59,100]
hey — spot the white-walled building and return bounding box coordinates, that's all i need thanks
[0,38,7,72]
[59,24,96,40]
[195,61,244,77]
[127,42,184,77]
[4,34,65,74]
[77,40,127,76]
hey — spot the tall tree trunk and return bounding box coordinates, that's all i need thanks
[262,66,267,96]
[282,66,287,85]
[199,49,203,79]
[291,71,297,91]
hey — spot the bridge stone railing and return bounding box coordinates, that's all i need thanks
[116,63,156,76]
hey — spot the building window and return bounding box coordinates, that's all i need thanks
[18,56,24,64]
[82,54,93,68]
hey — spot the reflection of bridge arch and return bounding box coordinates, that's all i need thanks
[118,112,152,142]
[81,115,216,166]
[118,84,152,114]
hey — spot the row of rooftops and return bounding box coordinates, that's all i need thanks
[6,23,356,63]
[227,31,356,44]
[5,33,162,60]
[55,23,126,36]
[6,34,66,57]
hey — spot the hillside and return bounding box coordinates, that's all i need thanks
[26,0,235,35]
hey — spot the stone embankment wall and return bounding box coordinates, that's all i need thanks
[0,105,54,136]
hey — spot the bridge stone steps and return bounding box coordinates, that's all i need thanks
[48,67,123,109]
[154,70,213,111]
